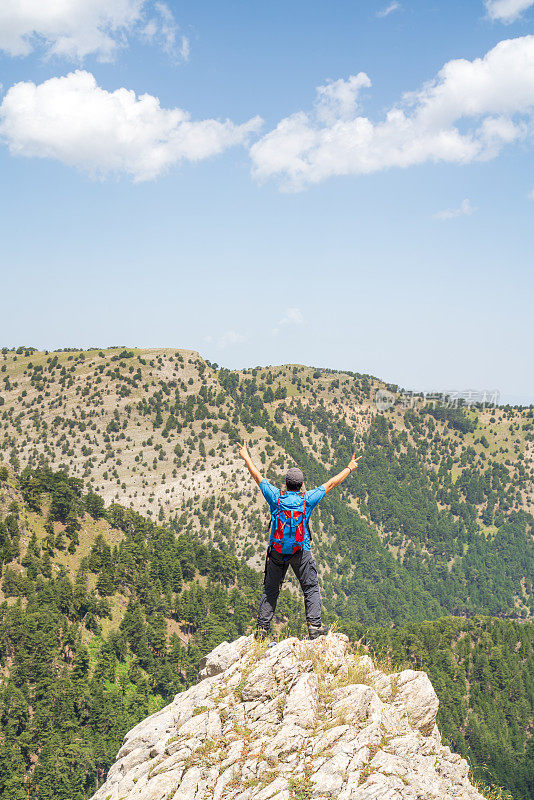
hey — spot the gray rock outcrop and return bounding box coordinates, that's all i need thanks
[90,632,485,800]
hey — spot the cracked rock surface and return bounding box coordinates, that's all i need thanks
[90,633,485,800]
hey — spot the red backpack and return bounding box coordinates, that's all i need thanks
[270,490,307,556]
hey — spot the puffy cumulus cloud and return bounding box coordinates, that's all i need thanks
[0,0,184,61]
[316,73,371,124]
[250,36,534,190]
[0,71,263,181]
[434,198,477,220]
[485,0,534,23]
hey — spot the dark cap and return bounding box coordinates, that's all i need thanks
[286,467,304,486]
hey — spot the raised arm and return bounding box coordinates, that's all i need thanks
[238,442,264,487]
[322,453,362,494]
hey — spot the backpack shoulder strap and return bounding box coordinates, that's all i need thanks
[268,490,285,532]
[300,490,311,539]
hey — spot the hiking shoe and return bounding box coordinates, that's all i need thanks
[308,623,329,640]
[254,626,269,641]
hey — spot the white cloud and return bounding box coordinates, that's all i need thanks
[377,2,401,18]
[250,36,534,190]
[141,2,187,61]
[434,198,477,220]
[485,0,534,23]
[273,307,305,336]
[179,34,190,62]
[0,0,185,61]
[0,70,263,181]
[528,188,534,198]
[217,331,246,349]
[316,73,371,124]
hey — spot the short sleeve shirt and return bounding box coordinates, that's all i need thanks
[260,479,326,551]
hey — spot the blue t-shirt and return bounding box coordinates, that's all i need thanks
[260,479,326,551]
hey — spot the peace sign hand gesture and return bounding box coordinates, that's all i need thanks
[347,453,363,472]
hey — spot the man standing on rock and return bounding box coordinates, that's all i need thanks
[238,443,362,640]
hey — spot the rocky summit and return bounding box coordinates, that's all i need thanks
[90,632,485,800]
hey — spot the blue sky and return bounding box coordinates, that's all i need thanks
[0,0,533,404]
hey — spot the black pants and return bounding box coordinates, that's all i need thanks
[257,547,322,629]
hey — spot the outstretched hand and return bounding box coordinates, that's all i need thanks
[347,453,363,472]
[238,442,250,462]
[238,442,263,486]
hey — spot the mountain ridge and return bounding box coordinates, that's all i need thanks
[1,345,532,622]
